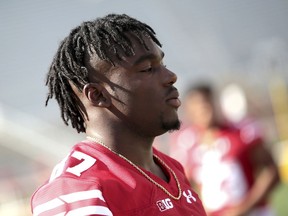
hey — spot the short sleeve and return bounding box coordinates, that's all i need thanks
[31,177,113,216]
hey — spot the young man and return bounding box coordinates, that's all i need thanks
[169,84,279,216]
[31,14,207,216]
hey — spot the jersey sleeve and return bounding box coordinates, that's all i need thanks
[31,177,113,216]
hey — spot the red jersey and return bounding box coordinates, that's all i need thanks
[170,126,262,216]
[31,140,206,216]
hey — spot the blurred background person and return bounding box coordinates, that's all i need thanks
[220,83,264,142]
[169,83,280,216]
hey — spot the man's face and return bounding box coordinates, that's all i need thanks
[100,35,181,137]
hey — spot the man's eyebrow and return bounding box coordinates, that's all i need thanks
[133,51,165,66]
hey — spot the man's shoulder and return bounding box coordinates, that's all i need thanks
[49,141,111,180]
[30,140,140,215]
[31,142,103,200]
[40,140,139,183]
[31,175,112,216]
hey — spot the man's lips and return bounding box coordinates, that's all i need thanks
[166,90,181,108]
[166,98,181,108]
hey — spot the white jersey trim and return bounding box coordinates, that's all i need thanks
[33,189,110,216]
[53,213,65,216]
[33,198,64,216]
[66,206,113,216]
[60,189,105,203]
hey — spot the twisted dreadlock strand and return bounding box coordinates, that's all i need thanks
[45,13,162,133]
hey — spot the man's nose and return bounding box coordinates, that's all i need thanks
[164,68,177,87]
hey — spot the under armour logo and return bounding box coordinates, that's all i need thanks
[183,190,196,203]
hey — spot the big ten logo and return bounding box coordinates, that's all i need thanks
[156,198,174,212]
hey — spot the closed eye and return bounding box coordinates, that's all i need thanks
[140,67,153,72]
[140,64,167,72]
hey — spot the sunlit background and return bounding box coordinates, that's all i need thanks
[1,0,288,215]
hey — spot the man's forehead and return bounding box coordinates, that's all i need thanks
[132,51,165,66]
[87,52,111,73]
[118,35,163,65]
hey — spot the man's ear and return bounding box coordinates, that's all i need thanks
[83,83,111,108]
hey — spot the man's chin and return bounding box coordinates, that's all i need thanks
[162,119,181,133]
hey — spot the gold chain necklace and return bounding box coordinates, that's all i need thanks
[86,136,182,200]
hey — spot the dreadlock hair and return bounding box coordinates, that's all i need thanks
[45,13,162,133]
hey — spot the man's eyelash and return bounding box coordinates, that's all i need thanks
[140,64,166,72]
[140,67,153,72]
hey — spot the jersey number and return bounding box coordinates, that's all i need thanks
[49,151,96,181]
[66,151,96,176]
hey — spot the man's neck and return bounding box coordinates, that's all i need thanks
[86,127,154,166]
[86,128,169,181]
